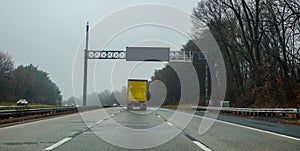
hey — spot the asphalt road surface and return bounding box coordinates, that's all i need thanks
[0,107,299,151]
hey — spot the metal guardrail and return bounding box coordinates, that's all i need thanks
[0,107,78,119]
[191,106,300,119]
[0,105,108,120]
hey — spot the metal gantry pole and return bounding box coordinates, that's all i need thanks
[83,22,89,106]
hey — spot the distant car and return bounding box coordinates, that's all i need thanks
[113,103,119,107]
[17,99,28,106]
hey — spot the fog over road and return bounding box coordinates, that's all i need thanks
[0,107,299,151]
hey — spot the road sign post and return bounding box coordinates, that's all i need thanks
[83,22,89,106]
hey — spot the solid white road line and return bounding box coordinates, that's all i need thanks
[159,108,300,141]
[193,141,211,151]
[44,137,72,150]
[170,109,300,141]
[196,115,300,141]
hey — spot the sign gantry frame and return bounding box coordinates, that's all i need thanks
[82,22,209,106]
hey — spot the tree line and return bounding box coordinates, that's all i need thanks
[64,88,126,107]
[152,0,300,107]
[0,52,62,105]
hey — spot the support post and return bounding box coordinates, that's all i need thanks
[83,22,89,106]
[205,61,209,106]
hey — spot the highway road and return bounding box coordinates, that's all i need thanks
[0,107,299,151]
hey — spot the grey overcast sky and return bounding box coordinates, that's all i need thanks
[0,0,199,100]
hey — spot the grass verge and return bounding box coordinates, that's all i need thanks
[281,119,300,126]
[161,104,192,110]
[0,105,65,110]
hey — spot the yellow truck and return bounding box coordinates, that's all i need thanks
[127,79,148,111]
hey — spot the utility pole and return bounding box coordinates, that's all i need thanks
[83,22,89,106]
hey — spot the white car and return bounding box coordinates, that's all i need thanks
[112,103,119,107]
[17,99,28,106]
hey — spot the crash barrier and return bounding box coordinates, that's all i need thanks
[0,107,78,120]
[0,105,110,120]
[191,106,300,119]
[77,105,102,112]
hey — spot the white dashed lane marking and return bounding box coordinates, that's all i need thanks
[193,141,212,151]
[44,137,72,150]
[166,122,174,126]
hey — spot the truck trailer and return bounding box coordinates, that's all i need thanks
[127,79,148,111]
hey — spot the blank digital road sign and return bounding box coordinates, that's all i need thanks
[126,47,170,61]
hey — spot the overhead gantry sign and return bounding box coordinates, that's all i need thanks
[82,23,203,106]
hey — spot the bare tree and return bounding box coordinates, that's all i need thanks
[0,51,14,79]
[0,51,14,101]
[192,0,300,107]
